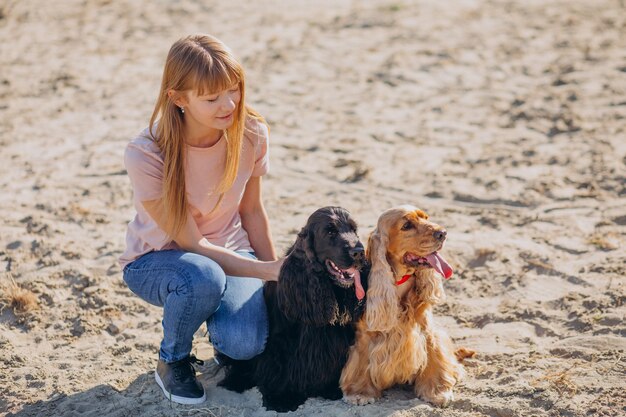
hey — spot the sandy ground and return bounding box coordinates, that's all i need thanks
[1,0,625,416]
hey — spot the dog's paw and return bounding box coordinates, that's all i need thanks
[343,394,376,405]
[424,389,454,408]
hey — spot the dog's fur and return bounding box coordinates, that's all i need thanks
[340,205,474,407]
[219,206,369,412]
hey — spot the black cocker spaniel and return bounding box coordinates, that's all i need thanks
[219,206,369,412]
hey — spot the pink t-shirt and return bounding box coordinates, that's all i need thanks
[119,118,270,268]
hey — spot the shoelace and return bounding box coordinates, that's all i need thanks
[173,355,204,382]
[189,355,204,366]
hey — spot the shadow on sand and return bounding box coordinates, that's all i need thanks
[7,372,218,417]
[8,369,425,417]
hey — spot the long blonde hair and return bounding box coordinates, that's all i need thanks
[148,34,265,239]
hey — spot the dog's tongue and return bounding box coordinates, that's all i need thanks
[426,252,453,279]
[346,267,365,300]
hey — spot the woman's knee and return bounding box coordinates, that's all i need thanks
[176,253,227,301]
[210,312,268,360]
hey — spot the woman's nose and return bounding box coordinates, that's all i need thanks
[223,95,237,112]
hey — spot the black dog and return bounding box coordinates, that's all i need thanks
[218,206,369,412]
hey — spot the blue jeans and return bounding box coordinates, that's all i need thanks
[123,250,268,363]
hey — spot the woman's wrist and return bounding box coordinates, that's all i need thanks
[258,258,283,281]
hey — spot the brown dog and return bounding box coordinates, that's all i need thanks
[340,205,474,407]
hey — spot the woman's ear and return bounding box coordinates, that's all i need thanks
[167,89,188,108]
[364,228,399,332]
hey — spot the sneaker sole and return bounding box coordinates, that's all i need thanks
[154,369,206,405]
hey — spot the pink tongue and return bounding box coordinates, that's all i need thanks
[425,252,453,279]
[346,267,365,300]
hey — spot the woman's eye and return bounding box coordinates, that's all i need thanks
[206,97,218,102]
[401,222,413,231]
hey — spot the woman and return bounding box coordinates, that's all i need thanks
[119,34,283,405]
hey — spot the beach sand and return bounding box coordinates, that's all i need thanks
[1,0,625,416]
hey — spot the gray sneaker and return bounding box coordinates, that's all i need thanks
[155,355,206,404]
[204,349,232,378]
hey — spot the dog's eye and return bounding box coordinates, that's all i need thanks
[326,226,338,236]
[401,222,414,231]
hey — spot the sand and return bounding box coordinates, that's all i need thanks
[1,0,624,416]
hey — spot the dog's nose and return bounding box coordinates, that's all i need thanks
[349,247,365,259]
[433,230,447,241]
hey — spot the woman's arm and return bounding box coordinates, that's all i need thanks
[142,198,282,281]
[239,176,278,262]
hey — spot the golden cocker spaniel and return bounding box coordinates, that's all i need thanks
[340,205,474,407]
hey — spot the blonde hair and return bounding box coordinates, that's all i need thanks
[148,34,265,239]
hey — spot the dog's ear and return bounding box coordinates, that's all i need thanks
[364,227,399,331]
[296,225,317,264]
[278,256,338,326]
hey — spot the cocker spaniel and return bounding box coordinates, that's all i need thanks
[219,206,369,412]
[340,205,474,407]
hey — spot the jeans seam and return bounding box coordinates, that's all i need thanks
[172,268,195,362]
[124,263,189,275]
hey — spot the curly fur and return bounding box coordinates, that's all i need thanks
[340,205,474,407]
[219,206,369,412]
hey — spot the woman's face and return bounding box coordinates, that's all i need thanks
[183,83,241,133]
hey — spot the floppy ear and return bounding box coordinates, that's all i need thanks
[414,269,445,305]
[365,227,399,332]
[297,225,317,265]
[278,232,338,326]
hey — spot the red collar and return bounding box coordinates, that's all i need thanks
[395,274,412,286]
